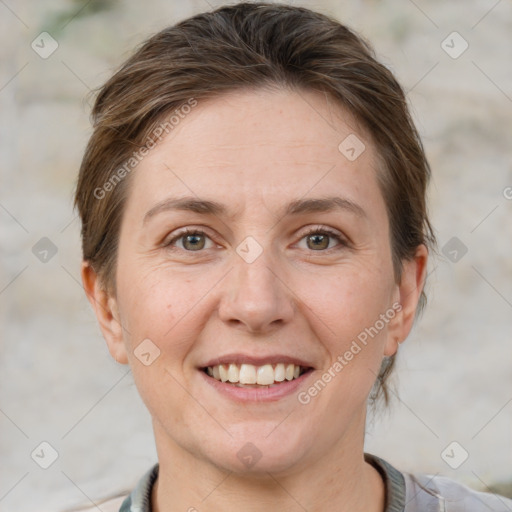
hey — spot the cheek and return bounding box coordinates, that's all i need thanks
[116,264,216,360]
[304,264,395,392]
[115,269,205,426]
[310,264,394,336]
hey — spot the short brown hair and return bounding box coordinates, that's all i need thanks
[75,2,436,407]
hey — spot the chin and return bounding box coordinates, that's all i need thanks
[198,421,314,475]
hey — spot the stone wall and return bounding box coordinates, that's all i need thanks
[1,1,510,510]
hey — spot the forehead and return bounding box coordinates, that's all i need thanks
[127,87,385,220]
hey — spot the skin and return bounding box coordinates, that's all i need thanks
[82,87,427,512]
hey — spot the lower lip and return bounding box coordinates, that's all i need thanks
[199,369,314,403]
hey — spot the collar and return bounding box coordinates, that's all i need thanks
[365,452,406,512]
[120,452,406,512]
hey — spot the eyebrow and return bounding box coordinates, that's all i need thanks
[143,195,367,224]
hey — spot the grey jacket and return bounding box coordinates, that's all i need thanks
[82,453,512,511]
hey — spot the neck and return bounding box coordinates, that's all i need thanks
[150,418,385,512]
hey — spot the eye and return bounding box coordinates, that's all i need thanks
[164,226,347,253]
[165,228,215,251]
[298,227,347,251]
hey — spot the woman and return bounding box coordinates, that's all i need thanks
[74,2,511,511]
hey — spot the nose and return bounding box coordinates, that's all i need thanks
[217,247,295,334]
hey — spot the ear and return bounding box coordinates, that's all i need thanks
[81,261,129,364]
[384,244,428,357]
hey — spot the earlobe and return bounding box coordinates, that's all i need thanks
[384,245,429,357]
[81,261,129,364]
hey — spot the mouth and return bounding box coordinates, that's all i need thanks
[201,362,313,388]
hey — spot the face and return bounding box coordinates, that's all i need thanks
[84,88,426,475]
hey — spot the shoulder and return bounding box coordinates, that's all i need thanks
[70,464,158,512]
[64,494,128,512]
[404,471,512,511]
[366,452,512,512]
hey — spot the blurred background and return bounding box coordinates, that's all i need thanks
[1,0,511,510]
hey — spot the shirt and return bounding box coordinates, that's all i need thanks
[82,453,512,511]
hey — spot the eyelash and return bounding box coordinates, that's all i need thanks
[164,226,347,252]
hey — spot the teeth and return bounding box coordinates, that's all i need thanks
[228,364,239,383]
[205,363,307,386]
[219,364,229,382]
[274,363,285,382]
[239,364,257,384]
[256,364,274,385]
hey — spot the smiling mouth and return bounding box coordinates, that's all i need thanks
[202,363,312,388]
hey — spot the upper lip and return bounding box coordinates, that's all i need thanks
[200,353,315,369]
